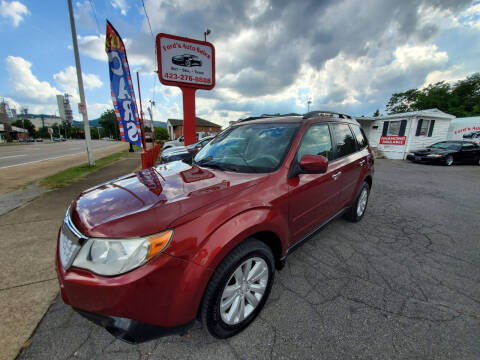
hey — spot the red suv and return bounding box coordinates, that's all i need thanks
[56,112,374,343]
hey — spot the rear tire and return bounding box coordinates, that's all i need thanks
[344,181,370,222]
[200,239,275,338]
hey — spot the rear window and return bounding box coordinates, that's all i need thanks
[330,123,357,158]
[350,124,368,149]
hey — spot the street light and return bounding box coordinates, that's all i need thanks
[204,28,211,42]
[307,97,312,113]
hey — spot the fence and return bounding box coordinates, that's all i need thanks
[141,143,162,169]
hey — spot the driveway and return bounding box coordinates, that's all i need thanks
[16,160,480,359]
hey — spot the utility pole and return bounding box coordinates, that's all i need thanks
[67,0,94,165]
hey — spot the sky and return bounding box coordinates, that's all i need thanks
[0,0,479,127]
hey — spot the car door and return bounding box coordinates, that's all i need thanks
[329,123,365,208]
[288,123,343,244]
[459,142,478,163]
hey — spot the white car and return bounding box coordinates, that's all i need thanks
[162,136,184,150]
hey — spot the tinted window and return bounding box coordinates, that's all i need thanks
[462,142,477,149]
[430,142,461,150]
[350,124,368,149]
[330,123,357,158]
[297,124,333,161]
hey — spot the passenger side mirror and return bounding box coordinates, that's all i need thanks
[299,154,328,173]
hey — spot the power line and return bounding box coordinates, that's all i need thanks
[141,0,154,39]
[88,0,102,36]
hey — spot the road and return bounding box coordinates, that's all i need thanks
[0,140,121,169]
[15,160,480,360]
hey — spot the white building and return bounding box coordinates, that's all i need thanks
[357,108,455,160]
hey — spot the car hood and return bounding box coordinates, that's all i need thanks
[413,148,453,155]
[70,161,268,238]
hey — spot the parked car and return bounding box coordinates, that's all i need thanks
[162,135,184,150]
[161,136,214,164]
[36,138,43,142]
[172,54,202,67]
[407,141,480,166]
[26,137,35,142]
[56,114,374,343]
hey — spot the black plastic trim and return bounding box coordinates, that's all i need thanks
[74,308,195,344]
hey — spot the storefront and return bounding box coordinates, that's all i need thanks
[357,108,455,159]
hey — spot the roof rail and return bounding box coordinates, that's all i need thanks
[303,110,354,120]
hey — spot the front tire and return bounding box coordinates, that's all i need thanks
[200,239,275,338]
[445,155,454,166]
[344,181,370,222]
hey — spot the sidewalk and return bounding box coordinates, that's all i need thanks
[0,152,141,360]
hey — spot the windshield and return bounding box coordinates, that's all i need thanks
[194,123,299,173]
[429,142,460,150]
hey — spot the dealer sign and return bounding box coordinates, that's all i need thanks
[157,33,215,90]
[380,136,407,145]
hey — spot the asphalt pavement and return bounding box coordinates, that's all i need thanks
[14,159,480,360]
[0,140,120,169]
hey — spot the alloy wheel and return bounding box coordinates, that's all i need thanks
[357,187,368,217]
[220,257,269,325]
[446,155,454,166]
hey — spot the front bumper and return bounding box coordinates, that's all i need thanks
[406,154,445,163]
[56,235,213,342]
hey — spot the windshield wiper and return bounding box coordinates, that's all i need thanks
[196,160,240,172]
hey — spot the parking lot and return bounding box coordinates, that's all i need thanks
[17,159,480,360]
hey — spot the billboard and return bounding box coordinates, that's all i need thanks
[157,33,215,90]
[105,20,143,147]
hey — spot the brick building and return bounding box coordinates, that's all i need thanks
[166,117,221,140]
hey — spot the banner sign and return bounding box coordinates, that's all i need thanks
[157,33,215,90]
[105,20,142,147]
[379,136,406,145]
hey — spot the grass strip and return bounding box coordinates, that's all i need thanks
[40,149,130,189]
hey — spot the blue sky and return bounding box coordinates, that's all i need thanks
[0,0,479,127]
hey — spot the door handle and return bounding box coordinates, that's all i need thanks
[332,171,342,180]
[358,160,366,166]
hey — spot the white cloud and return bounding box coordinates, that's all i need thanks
[110,0,129,16]
[422,66,466,88]
[5,56,61,104]
[53,66,103,93]
[0,0,29,27]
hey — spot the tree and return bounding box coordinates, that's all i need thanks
[37,126,50,139]
[12,119,35,137]
[372,109,380,117]
[99,109,119,140]
[385,73,480,117]
[154,126,169,141]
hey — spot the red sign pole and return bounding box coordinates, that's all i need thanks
[181,87,196,146]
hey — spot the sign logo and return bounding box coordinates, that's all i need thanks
[157,33,215,90]
[105,20,142,147]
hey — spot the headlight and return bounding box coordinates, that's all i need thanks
[427,154,443,158]
[72,230,173,276]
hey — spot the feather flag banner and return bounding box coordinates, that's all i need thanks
[105,20,142,147]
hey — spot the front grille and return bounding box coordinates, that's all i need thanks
[59,215,86,270]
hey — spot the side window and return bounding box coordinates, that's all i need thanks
[350,124,368,149]
[330,123,357,158]
[296,124,333,161]
[462,143,476,150]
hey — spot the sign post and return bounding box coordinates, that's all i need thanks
[156,33,215,145]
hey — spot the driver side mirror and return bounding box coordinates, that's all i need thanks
[299,154,328,173]
[289,154,328,178]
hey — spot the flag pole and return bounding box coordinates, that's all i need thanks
[136,72,147,150]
